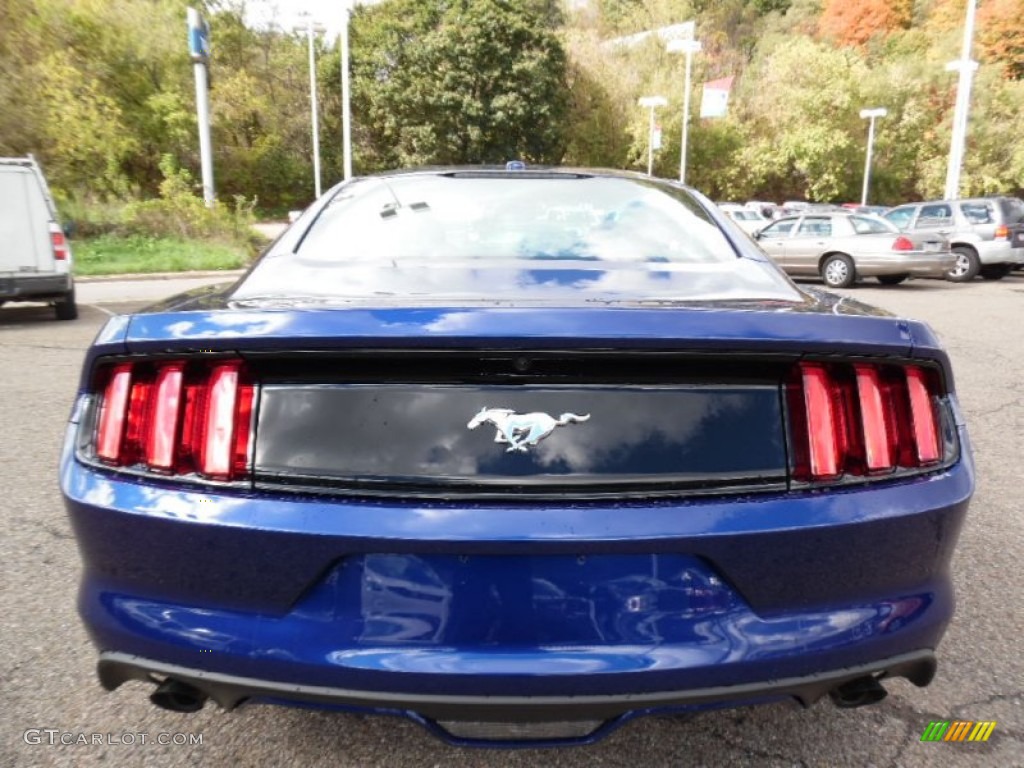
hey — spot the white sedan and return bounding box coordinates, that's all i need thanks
[719,204,770,235]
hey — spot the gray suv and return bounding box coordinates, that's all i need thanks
[884,197,1024,282]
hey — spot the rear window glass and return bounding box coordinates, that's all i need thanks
[999,198,1024,224]
[960,202,994,224]
[850,216,897,235]
[297,175,737,266]
[915,204,952,228]
[884,207,914,230]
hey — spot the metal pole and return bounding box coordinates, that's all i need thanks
[667,38,701,184]
[188,7,215,207]
[680,46,693,184]
[193,61,214,206]
[341,1,353,180]
[639,96,666,177]
[944,0,978,200]
[647,106,655,176]
[861,116,876,206]
[307,23,322,197]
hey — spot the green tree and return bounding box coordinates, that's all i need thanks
[346,0,571,170]
[736,36,867,201]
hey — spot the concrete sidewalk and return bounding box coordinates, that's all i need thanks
[76,269,246,283]
[77,273,240,305]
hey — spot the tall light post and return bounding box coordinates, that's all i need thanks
[340,0,353,180]
[638,96,668,176]
[944,0,979,200]
[186,8,215,207]
[859,108,887,206]
[667,38,702,185]
[300,16,325,198]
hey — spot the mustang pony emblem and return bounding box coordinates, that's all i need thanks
[467,407,591,453]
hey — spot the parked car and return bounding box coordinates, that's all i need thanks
[718,202,770,234]
[883,197,1024,282]
[62,168,972,747]
[0,156,77,320]
[753,212,954,288]
[744,200,779,219]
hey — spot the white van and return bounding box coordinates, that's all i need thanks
[0,156,77,320]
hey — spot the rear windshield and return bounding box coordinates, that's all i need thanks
[1000,197,1024,224]
[297,174,737,265]
[850,215,898,234]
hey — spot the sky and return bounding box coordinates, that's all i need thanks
[243,0,383,39]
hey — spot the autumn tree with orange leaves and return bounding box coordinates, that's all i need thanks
[977,0,1024,79]
[818,0,913,49]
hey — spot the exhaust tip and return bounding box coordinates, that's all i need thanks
[829,676,887,709]
[150,679,207,713]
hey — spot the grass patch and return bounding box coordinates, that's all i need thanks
[73,235,250,276]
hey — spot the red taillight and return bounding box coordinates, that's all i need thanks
[854,364,893,471]
[892,236,915,252]
[800,364,840,479]
[91,359,254,480]
[906,367,941,464]
[789,361,945,481]
[994,224,1009,240]
[201,363,245,479]
[146,363,184,470]
[50,228,69,260]
[96,365,133,462]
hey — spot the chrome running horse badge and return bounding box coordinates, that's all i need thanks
[467,407,591,453]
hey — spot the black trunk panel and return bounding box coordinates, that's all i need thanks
[254,382,787,494]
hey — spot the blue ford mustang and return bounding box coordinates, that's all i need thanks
[61,169,973,747]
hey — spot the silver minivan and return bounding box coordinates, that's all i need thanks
[0,156,77,320]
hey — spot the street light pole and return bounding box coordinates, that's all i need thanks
[638,96,668,176]
[340,0,353,180]
[944,0,978,200]
[305,20,323,198]
[859,108,887,206]
[667,38,702,185]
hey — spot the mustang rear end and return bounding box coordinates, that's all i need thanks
[61,170,972,747]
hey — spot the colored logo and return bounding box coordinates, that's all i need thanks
[920,721,996,742]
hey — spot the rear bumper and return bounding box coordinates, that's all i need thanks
[0,272,71,301]
[99,648,936,721]
[974,241,1024,266]
[62,417,973,742]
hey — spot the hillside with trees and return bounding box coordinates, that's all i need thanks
[1,0,1022,220]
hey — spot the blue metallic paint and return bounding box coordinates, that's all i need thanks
[62,419,971,706]
[62,173,973,745]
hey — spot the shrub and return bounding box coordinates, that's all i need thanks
[121,155,260,251]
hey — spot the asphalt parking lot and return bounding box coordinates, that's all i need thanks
[2,276,1021,767]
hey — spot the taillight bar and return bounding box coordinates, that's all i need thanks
[854,364,892,471]
[800,364,840,479]
[147,363,185,470]
[789,361,946,482]
[95,365,133,462]
[92,358,254,481]
[906,367,941,464]
[202,364,242,479]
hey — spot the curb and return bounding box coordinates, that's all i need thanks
[75,270,246,284]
